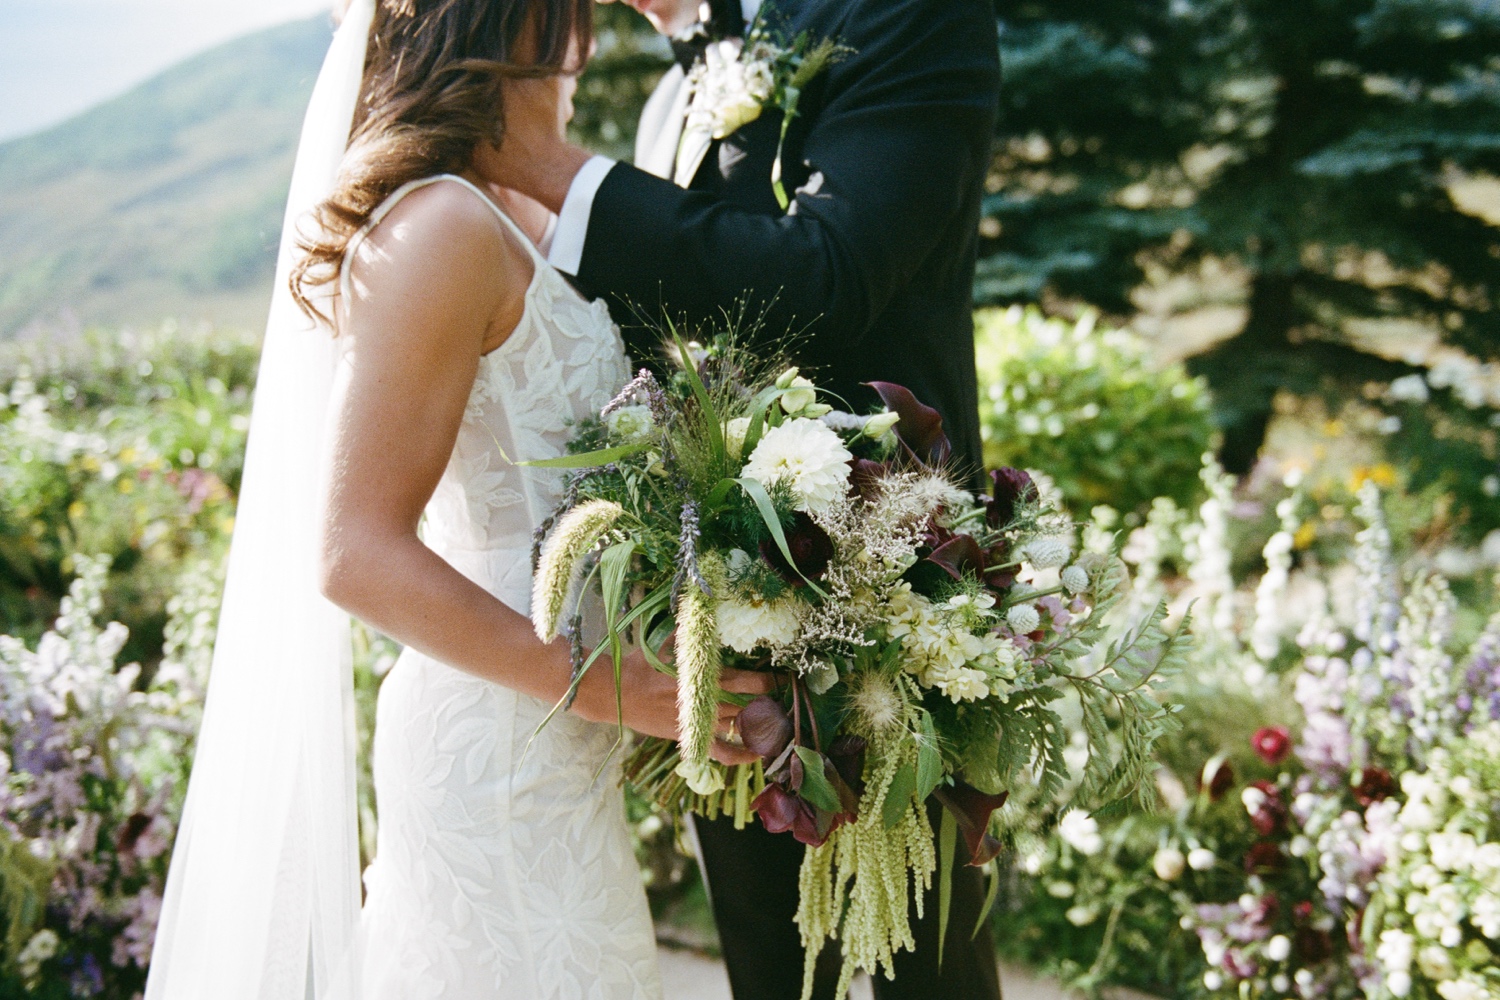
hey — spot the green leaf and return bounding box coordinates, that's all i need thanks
[883,760,917,829]
[972,861,1000,940]
[739,385,787,460]
[517,440,651,468]
[731,477,829,597]
[937,807,957,970]
[794,746,842,813]
[916,710,943,802]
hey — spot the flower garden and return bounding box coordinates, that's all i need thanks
[0,311,1496,997]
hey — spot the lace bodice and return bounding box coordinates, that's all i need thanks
[343,174,631,606]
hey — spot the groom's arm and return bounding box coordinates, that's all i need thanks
[544,0,1000,352]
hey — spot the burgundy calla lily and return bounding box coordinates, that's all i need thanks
[927,535,984,581]
[760,511,835,584]
[754,784,802,835]
[738,696,793,761]
[933,784,1009,866]
[987,467,1038,529]
[864,382,951,466]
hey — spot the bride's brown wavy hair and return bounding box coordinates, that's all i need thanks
[290,0,591,322]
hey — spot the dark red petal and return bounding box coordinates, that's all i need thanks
[927,535,984,580]
[753,784,800,835]
[934,784,1010,867]
[738,696,793,761]
[864,382,951,465]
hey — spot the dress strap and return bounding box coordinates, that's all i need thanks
[339,173,547,305]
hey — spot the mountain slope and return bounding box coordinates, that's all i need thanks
[0,17,331,337]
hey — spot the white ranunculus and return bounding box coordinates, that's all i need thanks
[741,418,854,514]
[1058,809,1103,856]
[717,595,802,653]
[1153,847,1186,881]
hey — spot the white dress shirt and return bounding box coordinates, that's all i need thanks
[548,0,764,275]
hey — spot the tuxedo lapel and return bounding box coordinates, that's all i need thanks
[636,64,691,181]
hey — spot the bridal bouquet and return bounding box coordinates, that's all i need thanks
[529,333,1190,997]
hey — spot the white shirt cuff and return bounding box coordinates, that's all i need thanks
[547,155,616,276]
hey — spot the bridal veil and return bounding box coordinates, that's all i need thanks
[145,2,373,996]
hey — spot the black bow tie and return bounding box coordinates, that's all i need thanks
[670,0,746,70]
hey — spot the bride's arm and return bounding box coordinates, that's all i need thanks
[316,182,763,750]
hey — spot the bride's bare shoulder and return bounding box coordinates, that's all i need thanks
[347,179,534,319]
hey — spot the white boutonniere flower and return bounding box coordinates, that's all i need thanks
[683,19,850,208]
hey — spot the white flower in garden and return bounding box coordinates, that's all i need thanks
[1378,928,1414,974]
[1429,831,1477,873]
[1242,785,1268,815]
[741,418,853,514]
[1188,847,1217,871]
[1436,977,1489,1000]
[1472,894,1500,939]
[1153,847,1186,881]
[1023,537,1071,569]
[1203,971,1224,992]
[1065,905,1098,926]
[1266,934,1291,961]
[1058,809,1103,856]
[1061,564,1090,595]
[717,594,802,653]
[1417,945,1455,980]
[1006,603,1041,634]
[1386,374,1430,403]
[606,404,654,441]
[780,376,818,415]
[1388,973,1413,999]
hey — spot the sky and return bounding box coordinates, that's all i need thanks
[0,0,334,142]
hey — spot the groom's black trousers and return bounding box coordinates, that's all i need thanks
[692,806,1002,1000]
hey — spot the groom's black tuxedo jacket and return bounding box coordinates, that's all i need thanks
[575,0,1001,483]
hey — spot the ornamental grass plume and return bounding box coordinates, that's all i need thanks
[675,554,727,794]
[797,733,934,1000]
[531,499,624,642]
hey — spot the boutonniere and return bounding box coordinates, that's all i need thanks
[684,20,851,209]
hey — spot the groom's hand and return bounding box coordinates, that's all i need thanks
[473,75,593,214]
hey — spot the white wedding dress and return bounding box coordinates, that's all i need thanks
[347,174,662,1000]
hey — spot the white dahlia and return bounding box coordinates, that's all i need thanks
[717,594,802,653]
[740,418,853,514]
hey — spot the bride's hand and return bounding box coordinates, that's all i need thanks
[570,642,774,766]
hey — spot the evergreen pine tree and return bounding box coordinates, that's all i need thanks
[984,0,1500,480]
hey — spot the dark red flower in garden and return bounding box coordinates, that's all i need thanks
[1252,726,1292,765]
[1244,841,1283,874]
[1246,779,1287,837]
[1353,766,1398,807]
[1294,927,1334,964]
[1201,757,1236,801]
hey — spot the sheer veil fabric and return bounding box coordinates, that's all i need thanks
[145,2,374,996]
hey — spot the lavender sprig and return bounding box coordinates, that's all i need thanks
[603,368,670,427]
[673,496,711,608]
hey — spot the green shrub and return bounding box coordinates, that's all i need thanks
[975,307,1217,517]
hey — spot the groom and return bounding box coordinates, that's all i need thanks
[489,0,1002,996]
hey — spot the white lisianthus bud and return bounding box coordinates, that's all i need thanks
[1188,847,1217,871]
[775,366,801,389]
[1006,603,1041,634]
[1061,564,1091,595]
[1023,537,1072,569]
[725,416,751,460]
[780,376,818,415]
[801,403,833,418]
[1266,935,1291,961]
[863,410,901,440]
[1153,847,1186,882]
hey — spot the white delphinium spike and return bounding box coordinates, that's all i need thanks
[531,499,624,641]
[1352,481,1400,650]
[1251,487,1303,662]
[1183,454,1236,639]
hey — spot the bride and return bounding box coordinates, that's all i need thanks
[145,0,765,997]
